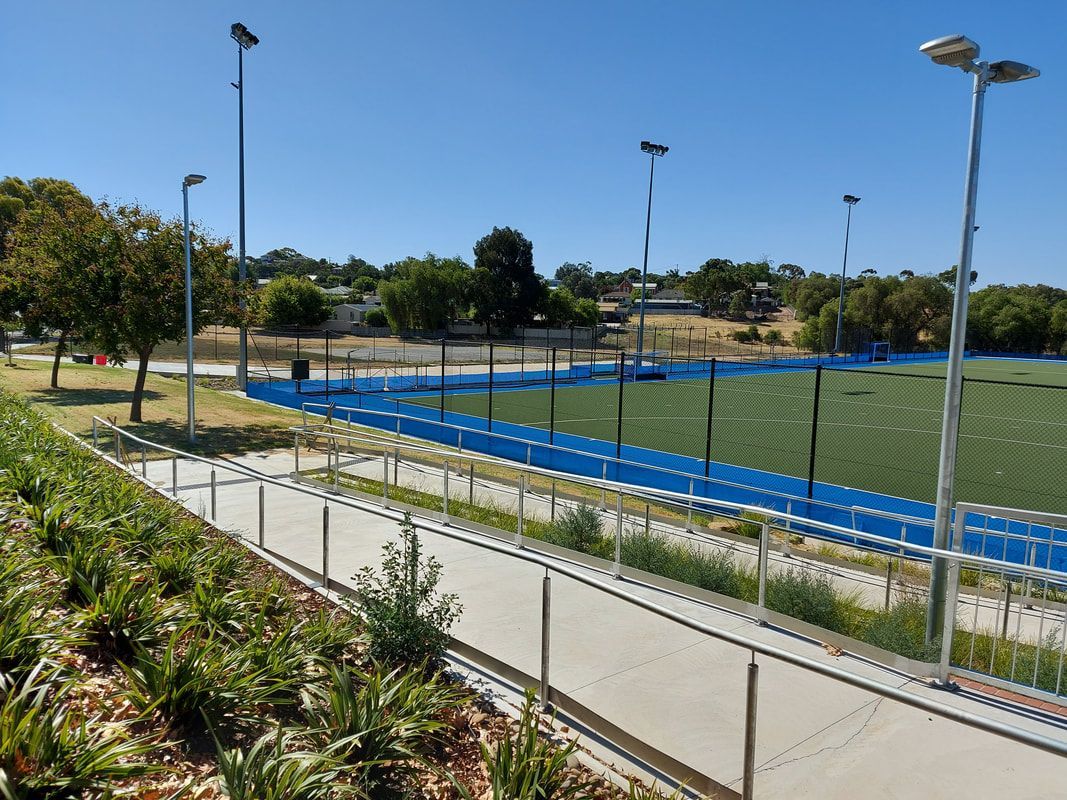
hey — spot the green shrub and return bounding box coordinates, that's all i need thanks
[121,624,301,732]
[351,513,461,666]
[297,607,366,663]
[300,663,465,788]
[0,667,162,795]
[190,583,257,636]
[620,529,676,578]
[46,535,118,607]
[860,599,939,661]
[724,510,768,539]
[673,545,747,598]
[543,504,612,558]
[78,575,184,656]
[481,688,591,800]
[216,723,354,800]
[364,308,388,328]
[765,569,847,632]
[0,577,73,678]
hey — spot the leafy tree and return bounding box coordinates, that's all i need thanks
[790,272,840,320]
[575,297,599,327]
[377,253,469,332]
[1050,300,1067,355]
[684,258,744,313]
[469,227,542,333]
[256,274,333,329]
[79,203,238,422]
[968,286,1051,353]
[541,287,598,327]
[727,291,749,319]
[364,308,387,328]
[2,185,101,387]
[764,328,784,347]
[554,262,598,299]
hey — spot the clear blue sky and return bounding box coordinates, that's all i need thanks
[2,1,1064,287]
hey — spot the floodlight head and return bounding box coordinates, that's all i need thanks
[230,22,260,49]
[919,34,980,68]
[989,60,1040,83]
[640,141,669,157]
[183,174,207,187]
[843,194,861,205]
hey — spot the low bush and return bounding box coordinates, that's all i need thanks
[297,607,366,664]
[78,575,184,656]
[0,667,162,796]
[216,723,354,800]
[860,599,939,661]
[724,510,767,540]
[542,504,612,559]
[765,568,850,633]
[301,663,465,789]
[480,688,591,800]
[351,513,461,666]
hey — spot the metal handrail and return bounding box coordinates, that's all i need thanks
[87,416,1067,761]
[291,419,1067,584]
[297,400,938,533]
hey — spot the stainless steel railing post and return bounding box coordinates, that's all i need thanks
[382,451,390,507]
[442,461,450,523]
[333,440,340,493]
[294,433,300,473]
[614,493,623,579]
[258,482,265,548]
[687,477,694,531]
[92,417,98,448]
[600,463,607,509]
[540,568,552,710]
[172,456,178,497]
[742,656,759,800]
[757,522,770,626]
[210,468,217,520]
[322,501,330,590]
[141,445,147,479]
[516,475,525,547]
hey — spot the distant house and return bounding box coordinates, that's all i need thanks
[653,288,686,300]
[255,278,272,288]
[321,285,352,298]
[632,296,700,315]
[599,290,632,305]
[751,281,777,309]
[321,303,383,332]
[597,301,630,323]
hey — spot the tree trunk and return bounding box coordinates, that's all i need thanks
[129,347,152,423]
[50,331,67,389]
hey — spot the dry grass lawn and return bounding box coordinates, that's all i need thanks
[0,359,304,457]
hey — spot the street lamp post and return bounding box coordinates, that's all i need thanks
[834,195,861,354]
[635,140,669,363]
[231,22,259,391]
[919,34,1039,644]
[182,174,207,444]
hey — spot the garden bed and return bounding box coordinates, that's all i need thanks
[0,391,646,799]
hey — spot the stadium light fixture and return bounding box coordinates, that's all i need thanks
[834,195,861,354]
[230,22,259,393]
[921,35,1040,648]
[182,174,207,443]
[636,141,669,362]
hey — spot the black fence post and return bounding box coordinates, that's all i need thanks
[670,328,675,357]
[325,334,330,401]
[687,327,693,361]
[488,341,494,432]
[520,344,525,382]
[616,352,626,461]
[440,338,446,422]
[807,365,823,498]
[549,347,557,445]
[703,328,708,360]
[704,358,716,478]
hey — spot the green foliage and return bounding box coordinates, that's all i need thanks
[860,600,939,661]
[0,572,72,679]
[256,274,333,329]
[297,607,366,663]
[469,227,543,332]
[351,513,461,666]
[300,663,464,788]
[216,724,355,800]
[0,667,162,797]
[120,624,301,732]
[621,530,748,599]
[542,287,597,327]
[78,575,183,655]
[765,569,850,633]
[543,504,612,559]
[764,328,784,346]
[968,284,1057,353]
[724,510,767,539]
[554,262,598,300]
[481,688,591,800]
[363,307,387,327]
[377,253,470,332]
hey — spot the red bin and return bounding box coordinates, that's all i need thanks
[93,355,107,366]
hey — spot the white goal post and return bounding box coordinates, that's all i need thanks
[871,342,891,362]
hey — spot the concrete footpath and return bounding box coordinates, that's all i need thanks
[144,449,1067,799]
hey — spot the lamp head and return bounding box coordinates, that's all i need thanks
[183,174,207,187]
[230,22,260,49]
[989,60,1040,83]
[640,141,669,157]
[842,195,860,205]
[919,34,980,68]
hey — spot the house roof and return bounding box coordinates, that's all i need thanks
[322,285,352,295]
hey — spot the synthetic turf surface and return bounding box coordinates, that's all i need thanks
[408,358,1067,512]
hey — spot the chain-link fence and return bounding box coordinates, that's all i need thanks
[361,346,1067,515]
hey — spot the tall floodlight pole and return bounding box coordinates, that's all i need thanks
[919,35,1039,644]
[635,140,669,362]
[182,174,207,444]
[231,22,259,391]
[833,195,861,353]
